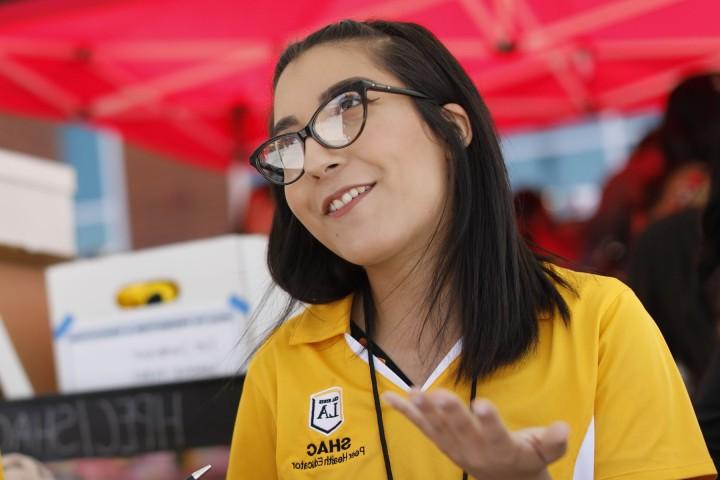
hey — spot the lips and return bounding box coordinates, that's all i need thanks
[323,183,375,215]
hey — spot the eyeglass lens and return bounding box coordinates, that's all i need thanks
[256,90,365,184]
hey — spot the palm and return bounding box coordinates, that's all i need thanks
[383,389,568,480]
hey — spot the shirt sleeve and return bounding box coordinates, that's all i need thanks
[594,286,716,480]
[226,361,278,480]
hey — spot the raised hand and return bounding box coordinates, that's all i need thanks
[383,388,569,480]
[3,453,56,480]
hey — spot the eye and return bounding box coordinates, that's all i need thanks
[336,92,362,112]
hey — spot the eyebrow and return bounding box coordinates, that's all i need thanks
[271,76,372,136]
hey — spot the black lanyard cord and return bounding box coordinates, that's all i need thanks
[461,377,478,480]
[364,290,395,480]
[363,289,478,480]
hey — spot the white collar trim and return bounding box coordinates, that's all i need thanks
[344,333,462,392]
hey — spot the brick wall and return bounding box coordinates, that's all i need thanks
[0,112,58,160]
[124,144,230,249]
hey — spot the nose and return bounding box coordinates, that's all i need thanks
[302,137,345,179]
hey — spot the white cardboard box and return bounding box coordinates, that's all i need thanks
[0,314,33,399]
[0,149,76,257]
[46,235,287,393]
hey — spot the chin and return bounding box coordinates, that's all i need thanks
[317,223,415,267]
[331,247,380,267]
[329,238,400,268]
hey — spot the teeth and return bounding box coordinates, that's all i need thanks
[328,184,373,213]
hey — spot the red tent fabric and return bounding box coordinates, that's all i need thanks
[0,0,718,170]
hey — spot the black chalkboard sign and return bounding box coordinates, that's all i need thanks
[0,377,243,462]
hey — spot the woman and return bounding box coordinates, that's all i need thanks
[227,20,714,479]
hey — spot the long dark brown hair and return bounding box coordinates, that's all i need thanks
[263,20,572,382]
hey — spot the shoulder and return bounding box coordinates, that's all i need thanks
[550,265,630,314]
[244,310,303,376]
[246,295,353,375]
[549,266,672,365]
[545,266,656,349]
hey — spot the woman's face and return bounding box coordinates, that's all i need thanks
[274,43,450,268]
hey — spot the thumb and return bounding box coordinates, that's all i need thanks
[533,421,570,465]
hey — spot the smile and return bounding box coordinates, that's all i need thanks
[325,184,374,216]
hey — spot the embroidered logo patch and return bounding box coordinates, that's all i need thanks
[309,387,343,435]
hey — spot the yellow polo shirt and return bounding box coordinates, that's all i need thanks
[227,268,715,479]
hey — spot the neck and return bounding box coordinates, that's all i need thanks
[354,246,460,358]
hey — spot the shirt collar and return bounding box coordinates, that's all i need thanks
[288,295,353,345]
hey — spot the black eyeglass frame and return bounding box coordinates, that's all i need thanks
[249,79,431,185]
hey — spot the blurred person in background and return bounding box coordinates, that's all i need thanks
[585,129,665,276]
[685,145,720,470]
[587,73,719,277]
[513,189,581,264]
[626,72,720,394]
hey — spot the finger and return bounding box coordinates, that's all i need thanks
[389,389,487,466]
[424,390,483,444]
[3,454,55,480]
[532,421,569,465]
[35,460,55,479]
[471,398,514,447]
[409,390,457,437]
[424,390,490,467]
[382,391,438,438]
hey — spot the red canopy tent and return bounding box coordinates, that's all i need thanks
[0,0,718,170]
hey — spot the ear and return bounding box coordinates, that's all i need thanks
[442,103,472,147]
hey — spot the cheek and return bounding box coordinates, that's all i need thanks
[284,183,329,243]
[284,185,313,227]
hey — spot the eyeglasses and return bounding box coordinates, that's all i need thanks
[249,79,430,185]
